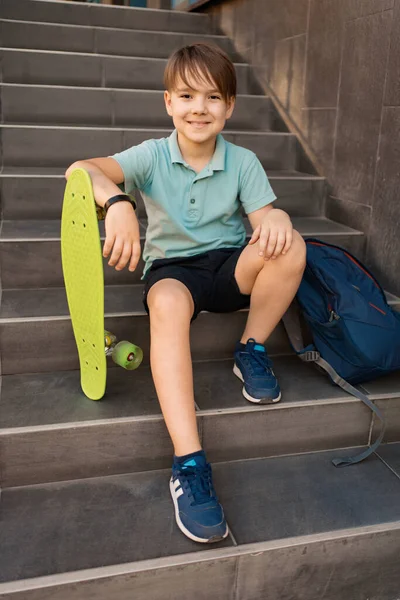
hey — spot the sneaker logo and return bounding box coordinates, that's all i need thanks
[172,478,184,498]
[254,344,266,353]
[182,459,197,469]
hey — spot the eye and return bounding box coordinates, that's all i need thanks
[210,95,222,100]
[180,94,191,99]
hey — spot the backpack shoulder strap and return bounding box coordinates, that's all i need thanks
[282,301,386,467]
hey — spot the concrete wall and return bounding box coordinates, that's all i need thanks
[202,0,400,294]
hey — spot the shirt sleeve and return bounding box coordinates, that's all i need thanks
[239,154,276,214]
[110,140,156,194]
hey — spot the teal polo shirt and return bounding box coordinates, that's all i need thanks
[111,129,276,278]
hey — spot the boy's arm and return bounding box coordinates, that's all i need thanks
[247,203,274,231]
[248,204,293,260]
[65,158,141,272]
[65,158,125,208]
[239,154,293,259]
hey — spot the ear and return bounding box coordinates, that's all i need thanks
[164,90,173,116]
[225,96,235,120]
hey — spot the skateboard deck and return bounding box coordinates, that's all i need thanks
[61,169,143,401]
[61,168,107,400]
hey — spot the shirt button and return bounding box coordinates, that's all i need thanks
[190,198,196,204]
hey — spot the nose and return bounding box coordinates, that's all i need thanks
[191,96,207,114]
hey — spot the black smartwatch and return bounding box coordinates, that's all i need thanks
[104,194,137,212]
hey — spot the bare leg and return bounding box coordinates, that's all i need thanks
[235,231,306,343]
[147,278,201,457]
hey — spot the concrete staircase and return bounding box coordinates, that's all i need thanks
[1,1,400,598]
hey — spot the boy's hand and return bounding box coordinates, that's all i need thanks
[103,202,141,272]
[248,208,293,260]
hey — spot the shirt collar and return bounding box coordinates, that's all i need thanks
[168,129,226,172]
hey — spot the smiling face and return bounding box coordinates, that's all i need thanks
[164,72,235,150]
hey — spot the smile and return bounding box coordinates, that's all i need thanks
[187,122,210,127]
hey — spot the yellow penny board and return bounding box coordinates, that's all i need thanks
[61,168,106,400]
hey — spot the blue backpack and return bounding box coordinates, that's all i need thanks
[283,238,400,467]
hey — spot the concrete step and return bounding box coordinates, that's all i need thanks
[0,217,364,290]
[0,0,214,35]
[0,283,286,376]
[5,243,397,379]
[0,125,302,171]
[0,84,274,131]
[0,447,399,599]
[0,19,240,60]
[1,353,399,487]
[0,49,258,94]
[0,169,327,220]
[0,210,365,376]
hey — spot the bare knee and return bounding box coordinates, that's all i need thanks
[287,231,306,273]
[258,229,306,277]
[147,279,194,324]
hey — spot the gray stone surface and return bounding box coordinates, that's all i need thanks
[0,20,232,60]
[2,449,400,588]
[0,216,361,290]
[202,400,371,463]
[326,195,372,233]
[385,0,400,104]
[372,399,400,442]
[0,304,289,375]
[0,49,256,93]
[301,109,337,178]
[0,313,152,375]
[305,1,342,107]
[377,442,400,476]
[1,85,272,130]
[0,364,161,427]
[1,527,400,599]
[0,557,237,600]
[0,172,326,220]
[235,525,400,600]
[333,11,392,206]
[95,28,237,60]
[0,413,175,487]
[0,468,232,583]
[0,356,356,427]
[0,49,103,88]
[215,450,400,545]
[0,175,144,220]
[0,20,96,54]
[196,354,353,410]
[0,238,144,288]
[0,126,295,169]
[0,285,146,320]
[1,125,126,167]
[367,108,400,295]
[270,34,306,126]
[0,0,212,34]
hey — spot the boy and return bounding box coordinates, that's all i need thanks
[65,43,306,544]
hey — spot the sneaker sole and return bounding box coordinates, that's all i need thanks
[233,364,282,404]
[169,477,229,544]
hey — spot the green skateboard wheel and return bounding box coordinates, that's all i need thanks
[112,341,143,370]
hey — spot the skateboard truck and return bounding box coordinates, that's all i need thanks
[104,330,143,370]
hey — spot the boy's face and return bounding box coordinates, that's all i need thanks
[164,72,235,148]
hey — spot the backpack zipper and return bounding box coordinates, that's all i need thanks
[329,310,340,322]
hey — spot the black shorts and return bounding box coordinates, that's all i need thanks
[142,246,251,321]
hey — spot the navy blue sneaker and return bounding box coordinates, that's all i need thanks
[170,454,228,543]
[233,338,281,404]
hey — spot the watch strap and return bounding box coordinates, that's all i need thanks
[104,194,136,212]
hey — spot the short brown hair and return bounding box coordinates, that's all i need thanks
[164,43,237,101]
